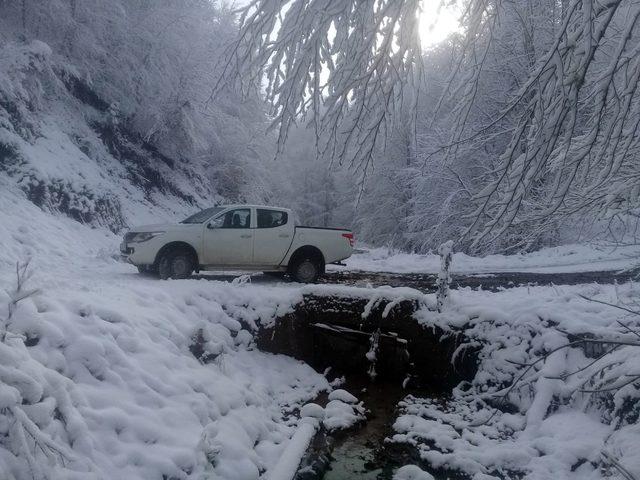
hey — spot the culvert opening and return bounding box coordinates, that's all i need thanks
[256,293,480,480]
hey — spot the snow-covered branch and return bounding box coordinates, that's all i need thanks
[444,0,640,249]
[216,0,423,171]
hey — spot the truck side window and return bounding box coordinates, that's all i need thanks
[215,208,251,228]
[257,209,287,228]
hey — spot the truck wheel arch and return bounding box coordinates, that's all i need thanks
[287,245,325,274]
[154,241,199,269]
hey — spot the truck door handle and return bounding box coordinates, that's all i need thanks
[240,234,252,238]
[279,234,290,238]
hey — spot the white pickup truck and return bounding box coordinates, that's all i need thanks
[120,205,354,282]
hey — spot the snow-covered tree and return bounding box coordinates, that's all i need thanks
[221,0,640,253]
[216,0,424,174]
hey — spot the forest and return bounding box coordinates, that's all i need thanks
[2,0,638,254]
[1,1,639,480]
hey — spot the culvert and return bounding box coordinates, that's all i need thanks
[256,292,480,479]
[257,293,478,391]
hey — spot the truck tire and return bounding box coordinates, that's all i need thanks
[158,248,194,280]
[291,258,320,283]
[263,271,286,279]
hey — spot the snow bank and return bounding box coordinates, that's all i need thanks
[327,389,358,404]
[392,282,640,479]
[322,399,366,431]
[0,187,333,480]
[393,465,435,480]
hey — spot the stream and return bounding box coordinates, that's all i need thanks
[253,291,479,479]
[317,376,450,480]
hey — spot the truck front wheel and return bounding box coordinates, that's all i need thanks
[158,248,195,280]
[291,258,321,283]
[137,265,158,276]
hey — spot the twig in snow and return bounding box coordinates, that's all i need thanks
[1,259,40,343]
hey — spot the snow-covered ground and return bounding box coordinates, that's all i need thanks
[2,181,639,479]
[0,182,416,479]
[333,244,640,275]
[395,281,640,480]
[0,182,330,479]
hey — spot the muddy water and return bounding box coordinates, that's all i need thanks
[321,377,440,480]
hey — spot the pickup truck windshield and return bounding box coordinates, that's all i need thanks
[181,207,224,224]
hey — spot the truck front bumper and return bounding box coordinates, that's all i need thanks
[120,241,135,263]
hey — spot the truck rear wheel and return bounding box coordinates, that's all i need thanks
[158,248,194,280]
[291,258,320,283]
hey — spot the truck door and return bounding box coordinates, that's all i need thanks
[252,209,292,265]
[203,208,254,266]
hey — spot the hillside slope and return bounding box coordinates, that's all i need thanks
[1,39,267,231]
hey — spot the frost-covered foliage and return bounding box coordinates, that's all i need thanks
[231,0,640,254]
[365,0,640,253]
[393,283,640,479]
[452,0,640,250]
[218,0,423,173]
[0,1,274,230]
[271,125,356,228]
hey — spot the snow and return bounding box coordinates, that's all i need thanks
[1,177,639,479]
[392,280,640,480]
[393,465,435,480]
[2,6,637,480]
[333,244,640,274]
[299,403,325,419]
[327,389,358,404]
[266,420,317,480]
[0,184,335,480]
[322,399,366,431]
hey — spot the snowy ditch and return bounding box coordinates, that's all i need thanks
[253,292,480,479]
[244,283,640,480]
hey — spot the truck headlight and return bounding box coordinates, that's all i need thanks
[129,232,165,243]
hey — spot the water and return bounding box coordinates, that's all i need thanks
[322,378,414,480]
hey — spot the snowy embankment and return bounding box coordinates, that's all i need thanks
[392,282,640,480]
[333,244,640,275]
[0,182,401,479]
[0,183,332,479]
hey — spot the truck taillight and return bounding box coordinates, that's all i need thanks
[342,232,354,247]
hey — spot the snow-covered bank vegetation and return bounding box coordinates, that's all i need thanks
[394,282,640,479]
[0,1,274,231]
